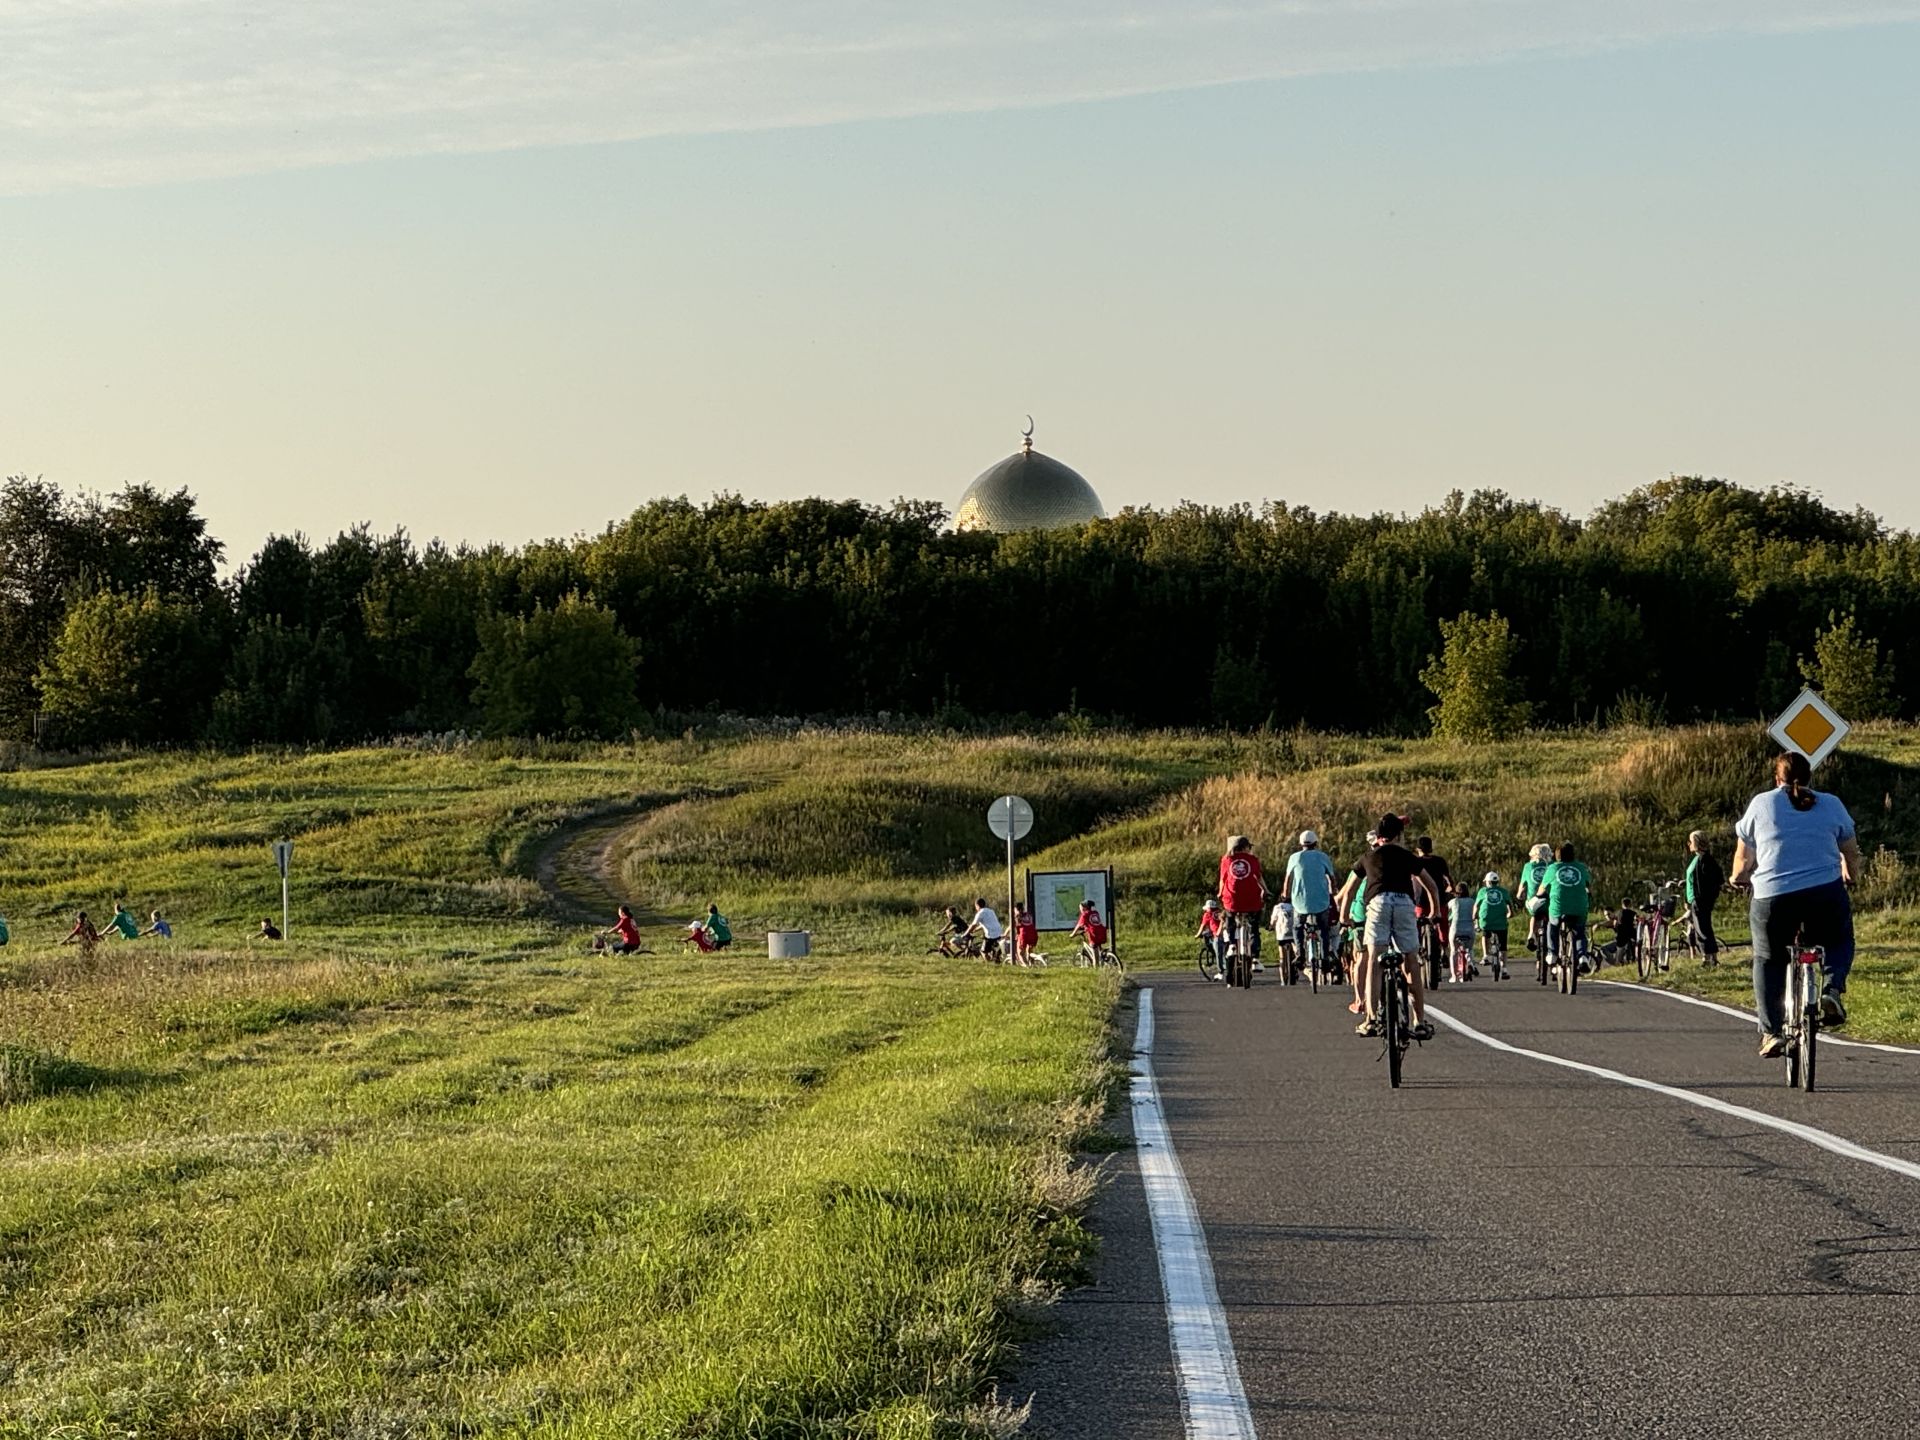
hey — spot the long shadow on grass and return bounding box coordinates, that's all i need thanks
[0,1044,165,1105]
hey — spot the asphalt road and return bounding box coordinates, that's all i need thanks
[1015,968,1920,1439]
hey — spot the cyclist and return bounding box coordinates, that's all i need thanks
[929,906,970,956]
[1475,871,1511,979]
[1537,843,1594,975]
[1413,837,1454,980]
[1218,835,1267,975]
[1518,843,1553,954]
[1684,830,1726,966]
[1446,881,1477,981]
[965,897,1006,961]
[595,903,645,954]
[1334,813,1441,1039]
[1732,750,1862,1054]
[1269,898,1295,978]
[1282,829,1339,981]
[1339,830,1378,1013]
[1196,897,1227,979]
[1069,900,1109,963]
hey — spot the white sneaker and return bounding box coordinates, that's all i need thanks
[1210,972,1223,982]
[1251,961,1265,973]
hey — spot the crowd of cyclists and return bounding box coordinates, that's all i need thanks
[1194,747,1861,1062]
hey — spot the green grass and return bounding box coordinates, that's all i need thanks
[4,723,1920,1434]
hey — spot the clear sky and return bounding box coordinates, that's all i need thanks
[4,2,1918,564]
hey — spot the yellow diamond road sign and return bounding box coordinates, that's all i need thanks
[1768,688,1849,770]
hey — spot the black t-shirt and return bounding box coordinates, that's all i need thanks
[1417,852,1453,893]
[1360,844,1422,898]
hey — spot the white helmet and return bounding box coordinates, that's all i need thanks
[1299,829,1319,848]
[1204,897,1221,910]
[1484,871,1500,886]
[1529,843,1552,864]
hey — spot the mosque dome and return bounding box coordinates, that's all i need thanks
[953,426,1106,533]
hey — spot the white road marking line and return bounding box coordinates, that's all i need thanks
[1426,1004,1920,1184]
[1132,988,1257,1440]
[1592,980,1920,1055]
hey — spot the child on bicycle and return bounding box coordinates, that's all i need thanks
[1270,898,1296,979]
[1446,882,1477,981]
[1196,897,1226,977]
[1475,872,1511,979]
[929,906,969,956]
[595,904,646,955]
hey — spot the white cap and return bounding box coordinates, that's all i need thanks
[1204,897,1221,909]
[1226,834,1251,852]
[1484,871,1500,886]
[1530,843,1552,864]
[1299,829,1318,847]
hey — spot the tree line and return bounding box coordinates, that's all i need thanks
[2,473,1911,747]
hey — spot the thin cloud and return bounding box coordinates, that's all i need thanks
[4,1,1917,194]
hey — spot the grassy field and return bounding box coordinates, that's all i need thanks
[3,724,1918,1435]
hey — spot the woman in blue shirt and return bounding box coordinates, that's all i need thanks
[1731,751,1863,1056]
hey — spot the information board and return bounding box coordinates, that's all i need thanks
[1028,868,1114,935]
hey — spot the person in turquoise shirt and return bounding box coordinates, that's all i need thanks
[1475,872,1512,977]
[704,904,732,950]
[1518,843,1553,952]
[107,902,141,941]
[0,913,10,946]
[1538,844,1594,972]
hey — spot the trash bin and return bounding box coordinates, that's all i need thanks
[767,930,811,959]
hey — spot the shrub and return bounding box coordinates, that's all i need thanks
[469,594,640,739]
[1421,611,1531,741]
[1801,611,1897,721]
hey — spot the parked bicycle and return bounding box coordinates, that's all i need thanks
[1636,878,1683,980]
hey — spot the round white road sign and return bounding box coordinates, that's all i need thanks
[987,794,1034,841]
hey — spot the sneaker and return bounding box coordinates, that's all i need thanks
[1347,999,1364,1014]
[1251,960,1264,973]
[1209,972,1223,982]
[1819,990,1847,1026]
[1355,1017,1380,1036]
[1759,1032,1789,1059]
[1411,1020,1435,1042]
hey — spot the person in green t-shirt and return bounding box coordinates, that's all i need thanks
[704,904,732,949]
[106,902,141,941]
[1475,872,1512,976]
[1537,843,1594,972]
[0,913,10,946]
[1518,843,1552,951]
[1341,832,1377,1015]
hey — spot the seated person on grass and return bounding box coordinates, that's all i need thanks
[0,912,9,946]
[683,922,718,954]
[594,904,646,955]
[144,910,173,939]
[106,901,141,941]
[704,904,732,949]
[258,918,283,941]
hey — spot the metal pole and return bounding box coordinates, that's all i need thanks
[282,869,290,940]
[1006,830,1015,950]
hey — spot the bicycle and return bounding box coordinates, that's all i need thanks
[1482,929,1508,981]
[1531,918,1550,986]
[1449,934,1475,984]
[1784,942,1825,1091]
[1636,879,1682,979]
[1296,915,1338,994]
[1379,937,1417,1089]
[1422,914,1446,991]
[1077,940,1122,973]
[1553,921,1580,995]
[1196,935,1225,983]
[1226,911,1258,989]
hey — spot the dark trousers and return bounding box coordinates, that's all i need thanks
[1750,880,1854,1034]
[1690,890,1722,958]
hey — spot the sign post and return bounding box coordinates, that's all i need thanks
[1768,689,1850,770]
[986,795,1034,948]
[272,839,293,938]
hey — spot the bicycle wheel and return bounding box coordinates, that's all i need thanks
[1800,964,1819,1092]
[1657,923,1672,973]
[1566,935,1579,995]
[1636,928,1654,981]
[1197,940,1222,983]
[1307,935,1320,994]
[1534,931,1548,986]
[1385,972,1404,1089]
[1099,947,1124,975]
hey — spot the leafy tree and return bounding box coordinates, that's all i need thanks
[1421,610,1532,741]
[37,589,223,746]
[469,594,640,738]
[1801,611,1897,721]
[208,619,352,745]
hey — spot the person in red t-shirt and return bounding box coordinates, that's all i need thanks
[1012,902,1041,965]
[1218,835,1267,966]
[595,904,648,955]
[1070,901,1109,960]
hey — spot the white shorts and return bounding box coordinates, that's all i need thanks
[1364,893,1420,954]
[1526,895,1548,915]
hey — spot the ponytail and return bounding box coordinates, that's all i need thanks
[1775,751,1817,812]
